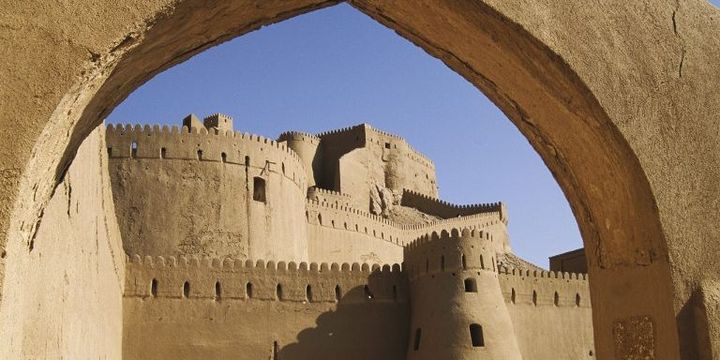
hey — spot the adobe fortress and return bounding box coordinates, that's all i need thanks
[107,114,593,359]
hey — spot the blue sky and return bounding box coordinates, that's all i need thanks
[106,2,678,267]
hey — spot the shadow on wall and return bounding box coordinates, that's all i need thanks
[279,273,410,359]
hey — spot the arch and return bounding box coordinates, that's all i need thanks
[220,152,227,163]
[464,278,478,293]
[1,2,685,357]
[150,278,158,298]
[215,281,222,300]
[276,284,283,300]
[246,282,253,299]
[253,177,266,202]
[182,281,190,298]
[469,324,485,347]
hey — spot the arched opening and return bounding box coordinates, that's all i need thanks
[511,288,516,304]
[253,177,266,203]
[182,281,190,299]
[554,291,560,306]
[461,254,467,270]
[246,282,253,299]
[469,324,485,347]
[464,278,478,293]
[334,285,342,302]
[150,279,158,298]
[2,2,685,359]
[215,281,222,301]
[413,328,422,351]
[306,285,313,302]
[576,293,581,307]
[276,284,283,300]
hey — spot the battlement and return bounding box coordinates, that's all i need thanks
[403,228,500,279]
[307,187,352,203]
[105,123,307,188]
[277,130,321,145]
[124,254,407,303]
[498,266,590,308]
[401,189,507,221]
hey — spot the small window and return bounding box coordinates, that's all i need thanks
[306,285,313,302]
[183,281,190,298]
[160,147,166,159]
[532,290,538,306]
[221,152,227,162]
[413,328,422,351]
[253,177,266,202]
[576,293,581,307]
[554,291,560,306]
[107,147,113,156]
[385,142,391,149]
[470,324,484,347]
[364,285,374,300]
[276,284,283,300]
[464,278,478,293]
[245,156,250,166]
[461,254,467,270]
[281,162,285,174]
[196,149,203,160]
[335,285,342,301]
[131,141,138,157]
[480,255,485,269]
[246,282,253,299]
[511,288,516,304]
[150,279,158,298]
[215,281,222,300]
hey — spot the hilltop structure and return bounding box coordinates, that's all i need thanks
[106,114,593,359]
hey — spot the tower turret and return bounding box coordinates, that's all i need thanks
[404,228,521,359]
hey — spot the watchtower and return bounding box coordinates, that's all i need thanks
[404,228,521,359]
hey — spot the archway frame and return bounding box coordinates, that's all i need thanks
[3,0,705,358]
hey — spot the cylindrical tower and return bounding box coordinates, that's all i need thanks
[278,131,321,188]
[404,228,522,360]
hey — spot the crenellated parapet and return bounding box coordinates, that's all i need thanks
[498,266,591,308]
[125,254,407,303]
[401,189,507,221]
[307,187,353,208]
[403,228,500,280]
[106,124,307,189]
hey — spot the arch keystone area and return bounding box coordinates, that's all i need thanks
[1,1,719,359]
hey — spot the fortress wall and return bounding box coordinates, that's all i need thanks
[0,127,124,358]
[315,125,366,190]
[365,127,438,198]
[105,125,308,262]
[123,255,409,360]
[499,269,595,359]
[306,200,405,264]
[401,189,507,220]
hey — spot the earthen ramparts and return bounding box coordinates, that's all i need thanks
[401,189,507,221]
[498,266,590,308]
[106,124,307,190]
[307,187,353,208]
[125,254,407,303]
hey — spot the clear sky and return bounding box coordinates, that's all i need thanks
[106,3,624,267]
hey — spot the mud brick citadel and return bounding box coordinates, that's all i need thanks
[105,114,593,359]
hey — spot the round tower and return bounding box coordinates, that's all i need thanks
[404,228,521,360]
[278,131,321,188]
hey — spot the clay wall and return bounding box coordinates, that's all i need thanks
[0,127,124,359]
[306,186,353,208]
[123,255,409,359]
[306,199,507,265]
[106,124,308,262]
[499,268,595,359]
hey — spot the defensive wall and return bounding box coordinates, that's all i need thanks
[106,124,309,262]
[281,124,438,212]
[307,186,353,208]
[305,198,507,265]
[123,254,409,360]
